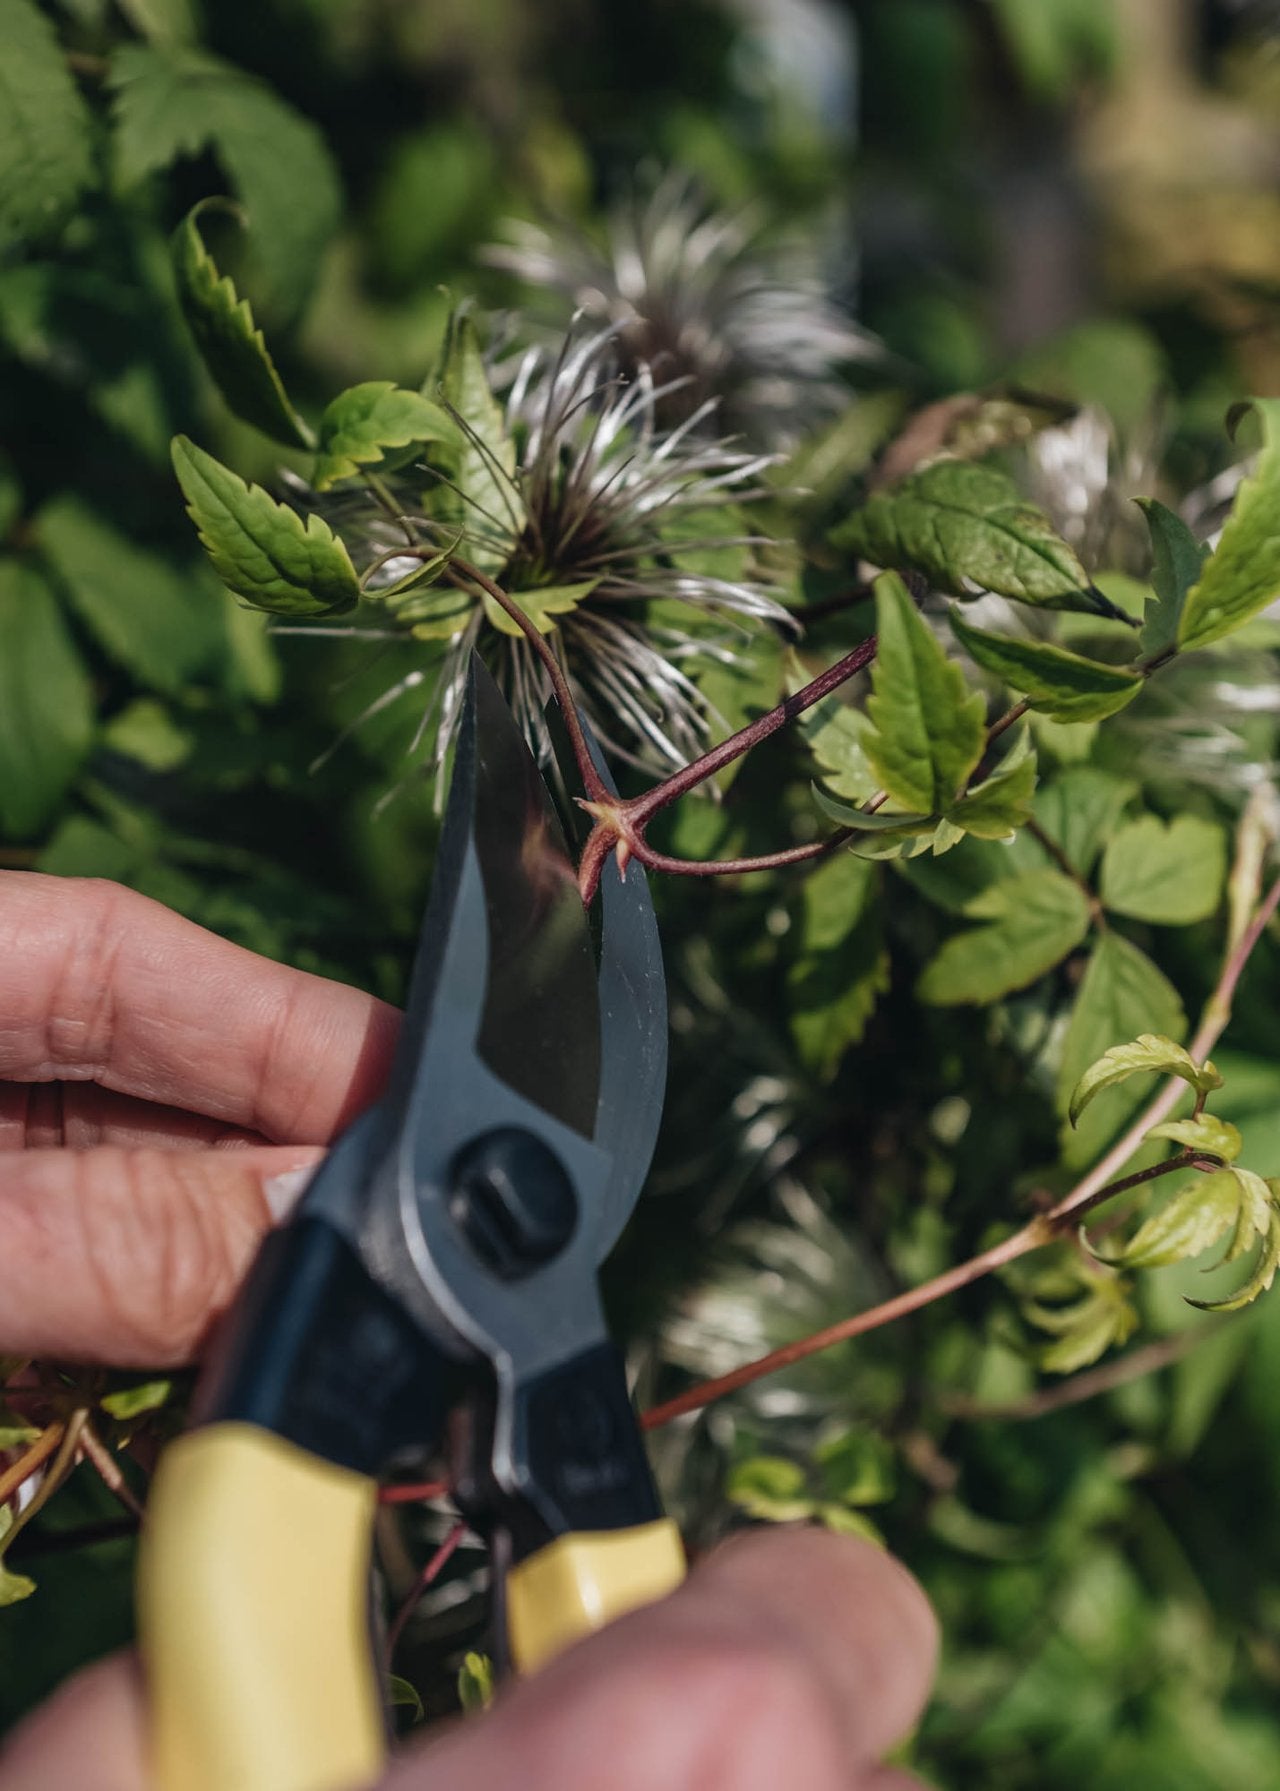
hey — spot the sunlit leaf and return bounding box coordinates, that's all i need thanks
[457,1652,494,1714]
[1136,498,1206,657]
[313,381,458,491]
[1092,1170,1241,1270]
[434,309,524,576]
[1099,815,1227,925]
[1069,1033,1221,1127]
[1178,400,1280,651]
[480,580,598,638]
[949,608,1141,722]
[1146,1114,1242,1163]
[946,727,1037,840]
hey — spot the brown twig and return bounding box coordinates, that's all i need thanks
[1,1410,89,1552]
[0,1423,66,1506]
[80,1422,146,1520]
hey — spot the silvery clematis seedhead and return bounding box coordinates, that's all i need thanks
[295,319,791,786]
[485,173,874,449]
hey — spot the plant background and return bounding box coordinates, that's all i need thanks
[5,1,1280,1785]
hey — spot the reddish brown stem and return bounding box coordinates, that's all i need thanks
[384,1520,468,1666]
[378,1479,449,1506]
[0,1422,65,1505]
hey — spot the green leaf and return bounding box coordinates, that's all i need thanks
[1025,767,1136,877]
[99,1377,172,1420]
[387,1674,423,1721]
[435,309,523,576]
[39,496,225,694]
[171,436,359,617]
[1069,1032,1220,1127]
[727,1456,815,1522]
[109,46,341,322]
[457,1652,494,1714]
[787,852,889,1075]
[0,1405,37,1449]
[862,573,986,814]
[313,382,458,492]
[1178,400,1280,651]
[946,728,1037,840]
[917,869,1091,1005]
[834,460,1104,612]
[116,0,197,46]
[1099,815,1227,925]
[1189,1205,1280,1313]
[0,1506,35,1607]
[949,608,1142,722]
[481,581,598,638]
[814,1430,895,1506]
[0,0,95,251]
[1036,1288,1138,1374]
[1093,1170,1242,1270]
[0,560,93,836]
[1147,1114,1242,1163]
[1136,498,1206,657]
[172,200,312,449]
[103,699,193,773]
[1057,936,1187,1167]
[799,683,880,805]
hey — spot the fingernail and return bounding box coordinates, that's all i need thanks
[263,1165,317,1223]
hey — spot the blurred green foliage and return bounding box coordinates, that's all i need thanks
[5,3,1280,1787]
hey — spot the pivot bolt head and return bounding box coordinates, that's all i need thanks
[448,1128,578,1280]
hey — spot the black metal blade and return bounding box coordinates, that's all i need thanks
[469,660,601,1137]
[542,704,668,1261]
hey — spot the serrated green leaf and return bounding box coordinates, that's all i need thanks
[800,685,880,804]
[946,728,1037,840]
[1026,767,1136,877]
[99,1377,172,1420]
[0,0,95,251]
[0,561,93,836]
[172,436,358,617]
[1057,936,1187,1167]
[862,573,986,814]
[1093,1171,1242,1270]
[172,201,312,449]
[457,1652,494,1713]
[313,382,458,491]
[917,868,1091,1005]
[1136,498,1206,657]
[435,309,523,576]
[834,460,1103,611]
[1189,1206,1280,1313]
[1178,400,1280,651]
[1026,1271,1138,1375]
[727,1456,814,1521]
[481,580,597,638]
[1099,815,1226,925]
[109,46,341,322]
[40,495,225,694]
[949,608,1142,722]
[1069,1032,1220,1126]
[1147,1115,1242,1162]
[787,852,889,1075]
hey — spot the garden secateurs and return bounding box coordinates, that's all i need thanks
[137,656,684,1791]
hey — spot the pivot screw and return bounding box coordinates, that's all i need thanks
[448,1128,578,1280]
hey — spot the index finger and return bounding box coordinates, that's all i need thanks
[0,874,400,1144]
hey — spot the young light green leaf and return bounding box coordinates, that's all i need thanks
[917,869,1091,1005]
[815,1505,884,1544]
[480,581,597,638]
[457,1652,494,1714]
[814,1430,895,1507]
[110,46,341,323]
[949,608,1142,722]
[1099,815,1227,925]
[834,459,1108,613]
[313,382,458,491]
[1057,935,1187,1167]
[1068,1033,1221,1127]
[1136,498,1207,657]
[946,728,1037,840]
[727,1456,814,1522]
[1189,1206,1280,1313]
[172,436,359,617]
[1092,1170,1241,1270]
[787,852,889,1075]
[1026,1277,1138,1374]
[1178,399,1280,651]
[1147,1114,1242,1163]
[40,495,226,694]
[862,573,986,814]
[0,562,93,836]
[435,309,524,576]
[172,201,312,449]
[100,1378,172,1420]
[0,0,95,251]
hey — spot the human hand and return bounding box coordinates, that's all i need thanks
[0,873,939,1790]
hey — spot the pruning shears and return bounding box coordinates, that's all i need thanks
[137,657,685,1791]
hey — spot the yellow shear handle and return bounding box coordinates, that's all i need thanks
[138,1423,383,1791]
[507,1520,686,1674]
